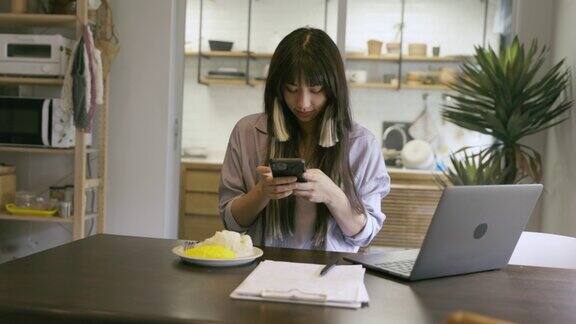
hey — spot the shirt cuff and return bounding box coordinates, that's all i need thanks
[343,213,377,247]
[222,196,250,232]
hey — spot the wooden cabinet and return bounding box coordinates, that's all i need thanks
[377,170,444,248]
[179,161,443,248]
[179,161,224,241]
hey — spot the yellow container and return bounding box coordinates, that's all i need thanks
[5,203,58,217]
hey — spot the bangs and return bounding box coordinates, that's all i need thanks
[281,52,328,88]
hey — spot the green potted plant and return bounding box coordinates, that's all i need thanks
[441,37,572,185]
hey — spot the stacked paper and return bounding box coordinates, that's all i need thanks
[230,260,369,309]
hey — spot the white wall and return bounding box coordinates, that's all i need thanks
[541,0,576,237]
[513,0,555,231]
[106,0,184,238]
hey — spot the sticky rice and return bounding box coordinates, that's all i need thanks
[196,230,253,258]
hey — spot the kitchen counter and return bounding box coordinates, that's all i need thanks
[181,154,447,187]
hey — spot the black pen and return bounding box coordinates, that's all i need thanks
[319,258,340,276]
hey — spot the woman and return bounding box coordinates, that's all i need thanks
[218,27,390,252]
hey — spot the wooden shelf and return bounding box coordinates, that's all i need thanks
[0,13,77,27]
[0,146,97,155]
[0,76,64,86]
[194,51,248,58]
[0,212,98,223]
[187,52,459,62]
[199,76,247,85]
[0,212,73,223]
[402,84,451,90]
[249,78,266,85]
[346,53,400,61]
[185,51,467,63]
[349,82,397,89]
[250,53,273,59]
[401,55,469,62]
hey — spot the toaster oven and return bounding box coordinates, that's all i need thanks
[0,34,72,77]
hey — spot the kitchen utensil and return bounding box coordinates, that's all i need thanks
[386,42,401,55]
[348,70,367,83]
[367,40,383,56]
[401,140,435,170]
[208,40,233,52]
[382,73,396,84]
[408,43,427,56]
[439,68,458,85]
[406,71,425,85]
[382,123,409,167]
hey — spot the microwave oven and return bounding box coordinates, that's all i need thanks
[0,34,72,77]
[0,97,90,148]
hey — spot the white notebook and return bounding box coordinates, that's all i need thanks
[230,260,369,309]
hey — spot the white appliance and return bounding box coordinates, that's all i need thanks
[0,34,72,77]
[0,97,90,148]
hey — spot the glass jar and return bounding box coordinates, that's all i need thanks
[14,191,35,208]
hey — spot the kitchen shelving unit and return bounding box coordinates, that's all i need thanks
[0,0,109,240]
[190,0,484,92]
[187,50,461,90]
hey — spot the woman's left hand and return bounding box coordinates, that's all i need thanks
[292,169,343,205]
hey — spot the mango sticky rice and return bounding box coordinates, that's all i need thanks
[185,230,253,259]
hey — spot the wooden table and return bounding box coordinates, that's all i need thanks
[0,234,574,324]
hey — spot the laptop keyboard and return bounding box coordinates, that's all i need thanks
[376,260,415,276]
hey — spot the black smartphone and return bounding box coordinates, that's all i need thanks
[269,158,307,182]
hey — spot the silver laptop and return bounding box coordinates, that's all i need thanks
[344,184,543,281]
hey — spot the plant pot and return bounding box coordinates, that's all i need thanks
[11,0,28,13]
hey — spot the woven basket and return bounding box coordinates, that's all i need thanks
[367,40,383,56]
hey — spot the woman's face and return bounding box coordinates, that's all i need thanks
[282,79,327,125]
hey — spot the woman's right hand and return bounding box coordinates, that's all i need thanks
[256,166,297,200]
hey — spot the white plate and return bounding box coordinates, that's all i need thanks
[172,245,263,267]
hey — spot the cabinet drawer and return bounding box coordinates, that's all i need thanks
[184,192,219,216]
[185,170,220,193]
[182,214,224,241]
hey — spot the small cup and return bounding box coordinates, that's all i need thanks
[432,46,440,57]
[59,202,72,218]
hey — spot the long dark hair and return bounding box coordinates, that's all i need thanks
[262,27,364,248]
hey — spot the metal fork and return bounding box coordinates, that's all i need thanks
[182,240,198,253]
